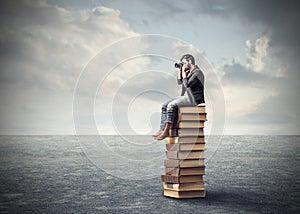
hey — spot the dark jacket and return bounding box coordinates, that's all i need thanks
[177,65,205,104]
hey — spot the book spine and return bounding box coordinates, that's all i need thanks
[166,143,179,151]
[164,159,205,168]
[161,175,204,183]
[166,151,179,159]
[178,106,206,114]
[178,113,207,121]
[165,167,206,176]
[164,159,180,167]
[179,151,205,159]
[180,159,205,168]
[166,136,205,144]
[178,121,205,129]
[165,167,180,175]
[166,151,205,160]
[178,128,204,136]
[161,174,179,183]
[163,182,205,191]
[165,143,206,151]
[169,129,205,137]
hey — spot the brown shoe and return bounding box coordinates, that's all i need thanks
[155,131,170,141]
[152,129,163,137]
[155,122,171,141]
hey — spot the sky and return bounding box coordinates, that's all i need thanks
[0,0,299,135]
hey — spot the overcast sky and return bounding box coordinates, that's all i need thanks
[0,0,299,135]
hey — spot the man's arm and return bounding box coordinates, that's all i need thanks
[182,70,203,88]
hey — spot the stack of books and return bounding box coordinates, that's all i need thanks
[161,105,207,198]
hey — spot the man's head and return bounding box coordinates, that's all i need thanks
[180,54,195,71]
[180,54,195,65]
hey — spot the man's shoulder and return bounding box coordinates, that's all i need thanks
[192,66,203,74]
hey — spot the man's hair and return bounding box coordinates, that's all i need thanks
[180,54,195,65]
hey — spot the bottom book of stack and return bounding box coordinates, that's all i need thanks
[163,182,206,198]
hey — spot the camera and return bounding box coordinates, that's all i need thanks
[174,62,183,69]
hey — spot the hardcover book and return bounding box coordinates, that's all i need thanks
[165,167,206,176]
[163,189,206,198]
[166,150,205,160]
[178,113,207,121]
[169,128,204,137]
[178,106,206,114]
[166,136,205,144]
[161,174,204,183]
[163,182,205,191]
[164,159,205,168]
[166,143,205,151]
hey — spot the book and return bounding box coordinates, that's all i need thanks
[178,106,206,114]
[178,113,207,121]
[178,121,205,128]
[166,150,205,160]
[165,167,205,176]
[169,128,204,137]
[166,136,205,144]
[166,143,205,151]
[163,189,206,198]
[164,159,205,168]
[163,182,205,191]
[161,174,204,183]
[178,128,204,136]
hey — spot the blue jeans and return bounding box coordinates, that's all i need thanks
[160,94,196,129]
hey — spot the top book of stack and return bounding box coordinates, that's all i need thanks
[178,106,207,120]
[178,105,206,114]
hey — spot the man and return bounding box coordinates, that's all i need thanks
[153,54,205,141]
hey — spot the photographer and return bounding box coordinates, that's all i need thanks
[153,54,205,140]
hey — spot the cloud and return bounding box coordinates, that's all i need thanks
[220,35,272,87]
[0,0,139,134]
[135,0,300,65]
[222,62,268,86]
[245,35,269,72]
[218,30,299,134]
[228,87,300,135]
[0,1,138,91]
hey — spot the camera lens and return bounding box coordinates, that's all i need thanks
[174,62,183,69]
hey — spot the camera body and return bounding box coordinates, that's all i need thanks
[174,62,184,69]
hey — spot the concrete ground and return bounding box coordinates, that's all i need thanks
[0,135,299,213]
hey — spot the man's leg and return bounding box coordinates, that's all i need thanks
[156,96,191,140]
[152,98,176,137]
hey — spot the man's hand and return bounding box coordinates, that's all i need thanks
[182,65,187,78]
